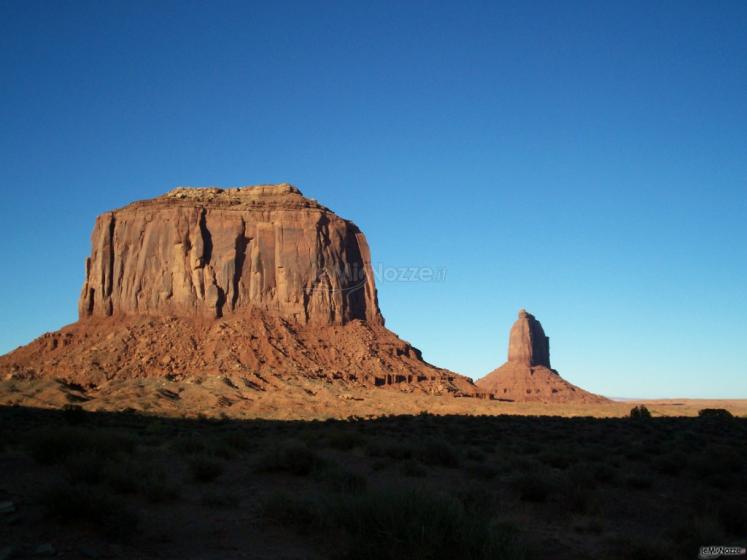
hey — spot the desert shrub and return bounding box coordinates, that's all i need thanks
[539,450,572,470]
[260,491,322,534]
[206,438,238,460]
[465,447,486,462]
[467,462,499,480]
[508,456,542,473]
[201,490,240,508]
[256,440,322,476]
[520,442,541,455]
[625,472,654,490]
[326,430,365,451]
[27,428,76,464]
[417,439,459,468]
[143,420,171,437]
[653,452,686,476]
[603,536,675,560]
[625,444,647,462]
[698,408,733,419]
[62,404,87,425]
[383,442,414,460]
[104,460,141,494]
[218,430,254,453]
[688,445,741,485]
[328,487,524,560]
[717,498,747,535]
[573,518,604,535]
[708,445,742,474]
[64,451,107,485]
[629,405,652,419]
[593,463,618,484]
[364,440,386,457]
[140,468,180,503]
[171,435,207,455]
[401,459,427,478]
[365,438,413,460]
[561,464,598,512]
[566,463,594,485]
[511,472,555,503]
[317,465,367,493]
[560,481,596,514]
[575,443,607,462]
[670,515,726,559]
[688,455,720,478]
[27,427,134,465]
[455,483,495,516]
[41,483,138,538]
[706,473,736,490]
[189,457,224,483]
[101,454,179,501]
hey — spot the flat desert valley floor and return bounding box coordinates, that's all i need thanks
[2,377,747,420]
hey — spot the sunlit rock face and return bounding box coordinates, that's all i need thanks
[78,184,382,326]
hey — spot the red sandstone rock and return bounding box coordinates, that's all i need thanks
[477,310,608,403]
[2,184,476,396]
[508,309,551,367]
[79,184,382,326]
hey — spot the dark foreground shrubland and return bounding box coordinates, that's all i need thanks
[0,406,745,560]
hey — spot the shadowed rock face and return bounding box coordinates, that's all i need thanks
[78,184,382,326]
[508,309,551,367]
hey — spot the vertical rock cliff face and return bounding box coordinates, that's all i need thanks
[78,185,382,326]
[507,309,551,368]
[477,310,607,403]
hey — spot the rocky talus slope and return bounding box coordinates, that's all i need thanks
[0,185,475,401]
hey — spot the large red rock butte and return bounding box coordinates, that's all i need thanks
[0,184,474,394]
[79,184,381,326]
[477,309,608,403]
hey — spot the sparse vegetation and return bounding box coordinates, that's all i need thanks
[41,483,139,538]
[2,406,746,560]
[256,439,322,476]
[417,438,459,467]
[511,471,555,502]
[26,426,134,465]
[698,408,733,419]
[201,490,240,508]
[630,405,652,419]
[260,491,321,534]
[327,486,525,560]
[189,456,225,482]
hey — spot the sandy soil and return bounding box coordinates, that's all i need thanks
[1,377,744,419]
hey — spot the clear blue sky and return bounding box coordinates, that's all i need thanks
[1,0,745,398]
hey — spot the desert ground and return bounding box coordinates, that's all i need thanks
[1,401,746,560]
[1,377,746,420]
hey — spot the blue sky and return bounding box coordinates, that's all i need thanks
[1,0,745,398]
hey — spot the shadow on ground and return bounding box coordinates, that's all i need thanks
[1,405,745,560]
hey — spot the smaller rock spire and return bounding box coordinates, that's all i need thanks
[507,309,551,368]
